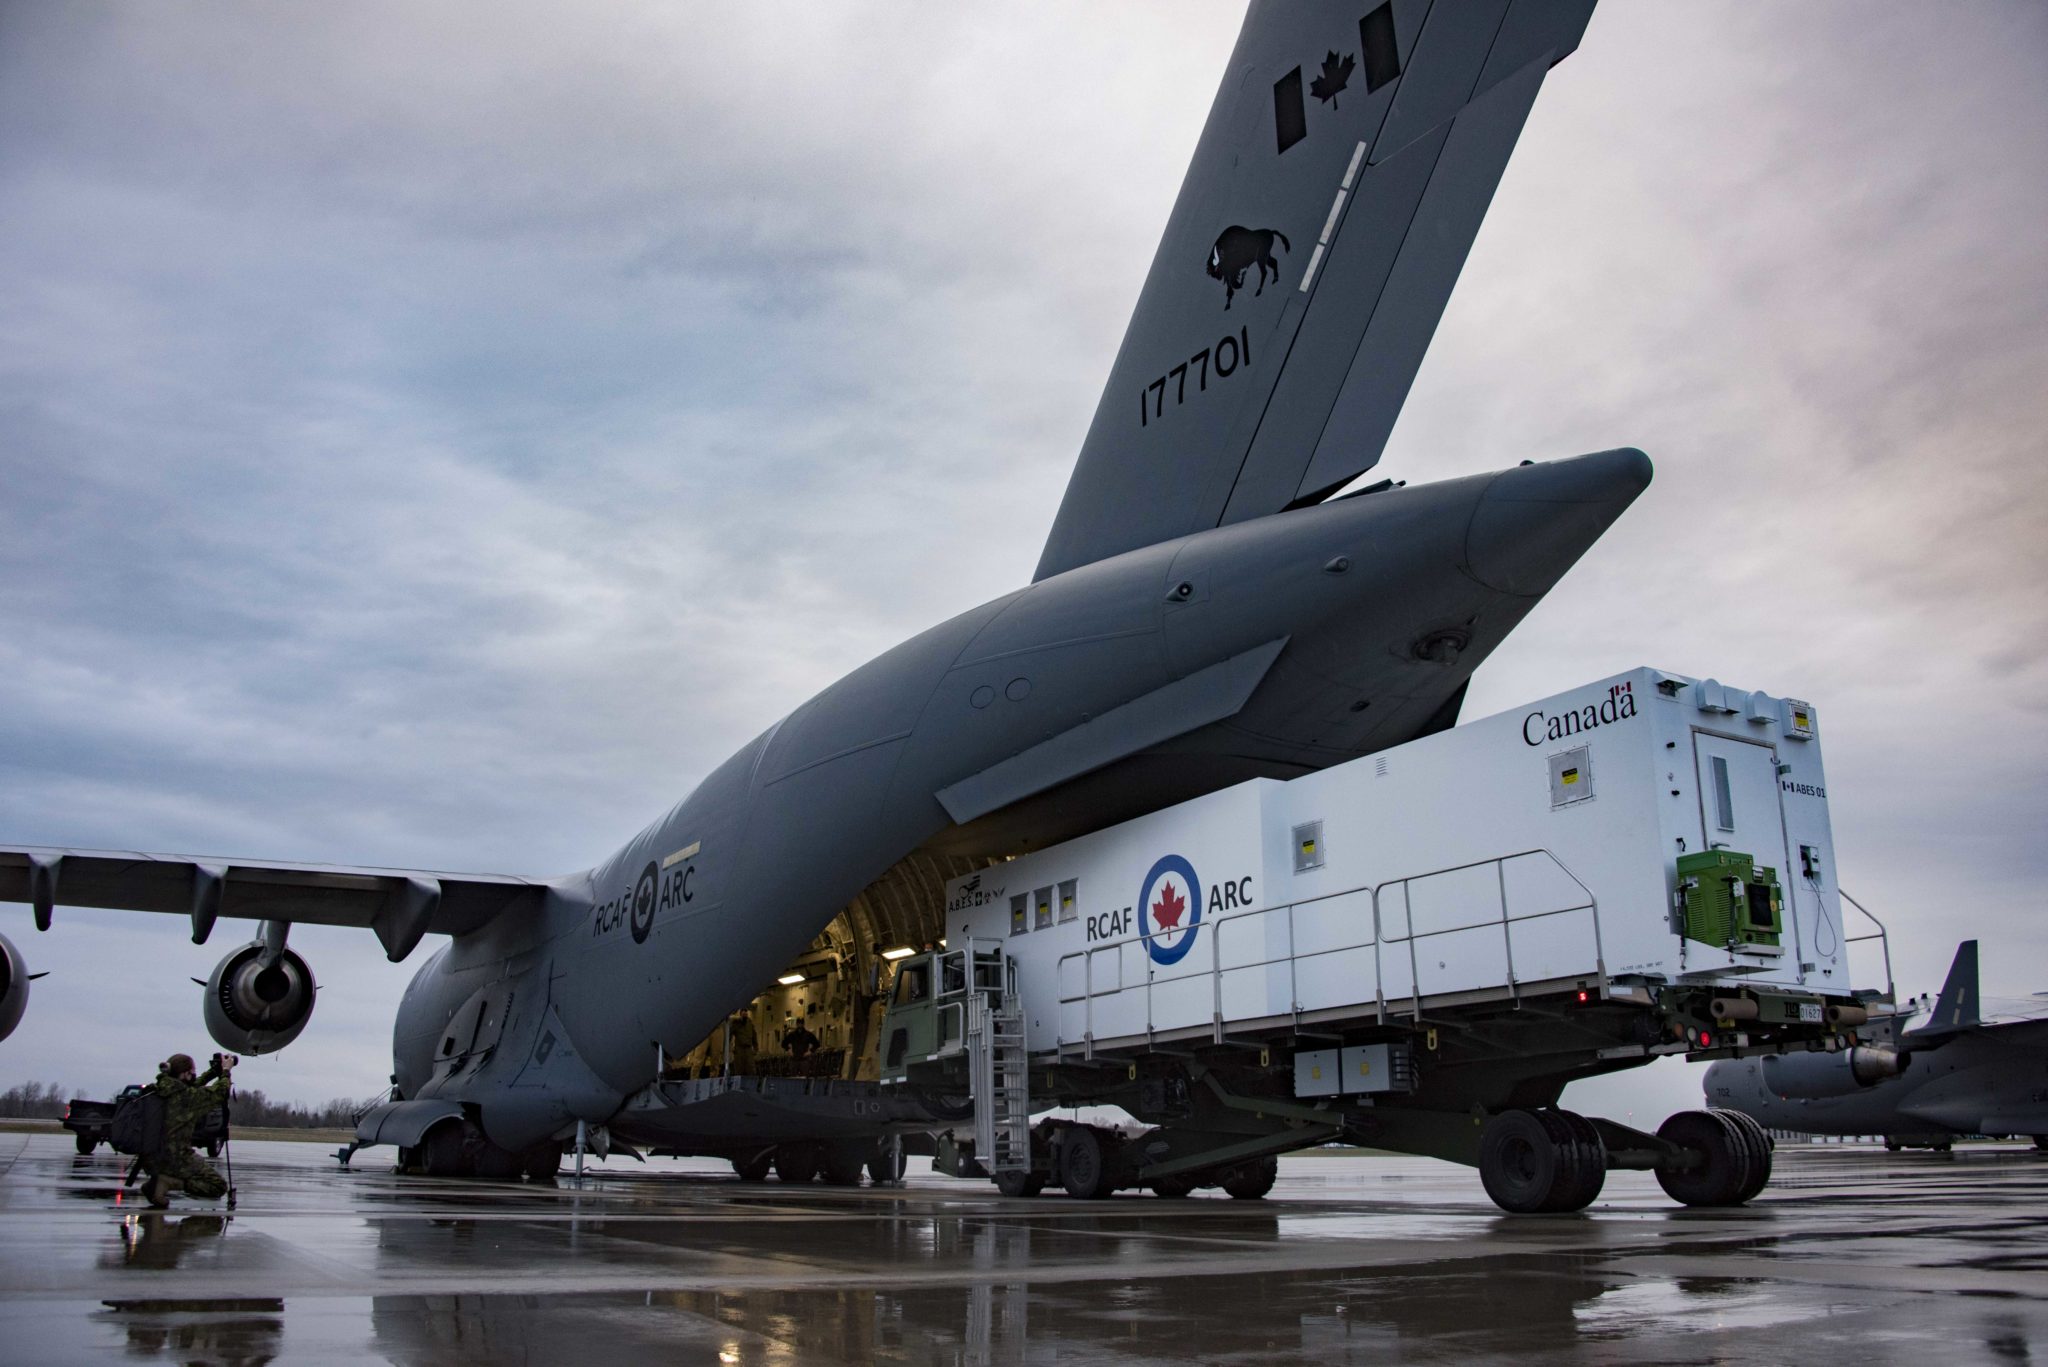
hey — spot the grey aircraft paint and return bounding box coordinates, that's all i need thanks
[0,2,1643,1159]
[1704,942,2048,1147]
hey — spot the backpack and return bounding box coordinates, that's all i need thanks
[109,1087,166,1160]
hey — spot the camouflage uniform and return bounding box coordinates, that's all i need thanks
[150,1061,230,1200]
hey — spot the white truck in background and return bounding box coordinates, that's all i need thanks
[881,668,1889,1212]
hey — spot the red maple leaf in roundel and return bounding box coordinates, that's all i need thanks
[1152,880,1187,932]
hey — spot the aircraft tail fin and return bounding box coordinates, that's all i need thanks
[1035,0,1597,582]
[1924,940,1981,1032]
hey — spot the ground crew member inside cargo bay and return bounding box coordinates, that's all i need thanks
[146,1052,233,1207]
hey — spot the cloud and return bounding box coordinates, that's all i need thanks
[2,1,2043,1125]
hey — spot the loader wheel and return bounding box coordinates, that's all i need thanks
[522,1145,562,1181]
[1718,1110,1774,1202]
[774,1145,821,1184]
[1220,1156,1278,1201]
[1151,1174,1196,1199]
[2033,1135,2047,1154]
[994,1169,1046,1198]
[75,1133,97,1156]
[1654,1110,1753,1207]
[731,1151,773,1183]
[1548,1109,1609,1213]
[1479,1109,1565,1213]
[472,1142,525,1182]
[1059,1127,1115,1199]
[820,1145,867,1187]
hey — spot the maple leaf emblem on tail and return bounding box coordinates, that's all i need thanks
[1152,881,1187,932]
[1310,50,1354,108]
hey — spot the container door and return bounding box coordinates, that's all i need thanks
[1692,733,1793,884]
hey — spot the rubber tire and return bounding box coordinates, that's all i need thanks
[1718,1110,1774,1203]
[994,1169,1046,1198]
[819,1145,867,1187]
[75,1133,97,1156]
[1221,1156,1278,1201]
[523,1146,563,1181]
[1885,1139,1902,1152]
[1479,1109,1564,1214]
[866,1145,905,1184]
[1151,1175,1197,1199]
[773,1145,820,1184]
[1655,1110,1753,1207]
[419,1122,471,1178]
[731,1151,773,1183]
[1060,1128,1116,1199]
[1547,1110,1608,1213]
[2033,1135,2048,1154]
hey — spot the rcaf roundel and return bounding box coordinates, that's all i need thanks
[1138,854,1202,966]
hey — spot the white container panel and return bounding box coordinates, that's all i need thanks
[1291,888,1375,958]
[1293,943,1377,1015]
[1405,862,1506,937]
[1412,924,1511,998]
[1378,940,1416,1004]
[1506,907,1601,984]
[1499,852,1595,919]
[1148,973,1211,1034]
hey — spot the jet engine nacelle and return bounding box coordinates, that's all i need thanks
[1758,1046,1908,1100]
[0,932,29,1042]
[203,939,317,1055]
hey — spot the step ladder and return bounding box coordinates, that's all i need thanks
[966,961,1030,1176]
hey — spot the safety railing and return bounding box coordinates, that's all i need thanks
[1836,888,1895,1002]
[919,937,1010,1061]
[1055,849,1602,1058]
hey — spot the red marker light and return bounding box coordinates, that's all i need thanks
[1575,990,1590,1003]
[1699,1030,1713,1048]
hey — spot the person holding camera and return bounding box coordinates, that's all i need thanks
[145,1051,235,1207]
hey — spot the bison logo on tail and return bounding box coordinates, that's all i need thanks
[1206,226,1290,309]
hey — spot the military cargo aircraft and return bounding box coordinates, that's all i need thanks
[1,3,1659,1178]
[1705,942,2048,1152]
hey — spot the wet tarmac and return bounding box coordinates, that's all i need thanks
[2,1133,2043,1365]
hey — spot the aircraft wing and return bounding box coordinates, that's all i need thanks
[1035,0,1597,581]
[0,845,547,963]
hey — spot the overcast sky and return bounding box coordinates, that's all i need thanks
[2,3,2043,1128]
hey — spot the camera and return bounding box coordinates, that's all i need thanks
[212,1052,238,1072]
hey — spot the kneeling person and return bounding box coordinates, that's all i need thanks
[146,1052,233,1207]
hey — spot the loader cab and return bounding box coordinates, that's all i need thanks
[877,941,1007,1083]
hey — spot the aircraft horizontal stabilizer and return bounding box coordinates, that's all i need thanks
[1036,0,1597,582]
[0,846,544,962]
[934,638,1288,825]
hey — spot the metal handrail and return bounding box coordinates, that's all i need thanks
[1054,848,1604,1050]
[1836,888,1895,1000]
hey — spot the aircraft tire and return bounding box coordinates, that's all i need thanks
[731,1151,773,1183]
[994,1169,1046,1198]
[2033,1135,2048,1154]
[1654,1110,1752,1207]
[1059,1127,1115,1199]
[1719,1110,1773,1202]
[819,1145,867,1187]
[522,1145,562,1181]
[75,1133,96,1156]
[1545,1110,1608,1213]
[1150,1174,1197,1199]
[773,1144,821,1184]
[419,1121,470,1178]
[1220,1156,1278,1201]
[472,1143,525,1182]
[1479,1109,1566,1213]
[866,1144,905,1184]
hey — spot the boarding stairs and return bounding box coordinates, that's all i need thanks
[966,963,1030,1176]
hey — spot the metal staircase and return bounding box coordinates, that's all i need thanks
[966,959,1030,1176]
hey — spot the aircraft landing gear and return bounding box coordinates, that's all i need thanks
[772,1144,820,1184]
[1478,1108,1608,1213]
[819,1144,867,1187]
[731,1149,773,1182]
